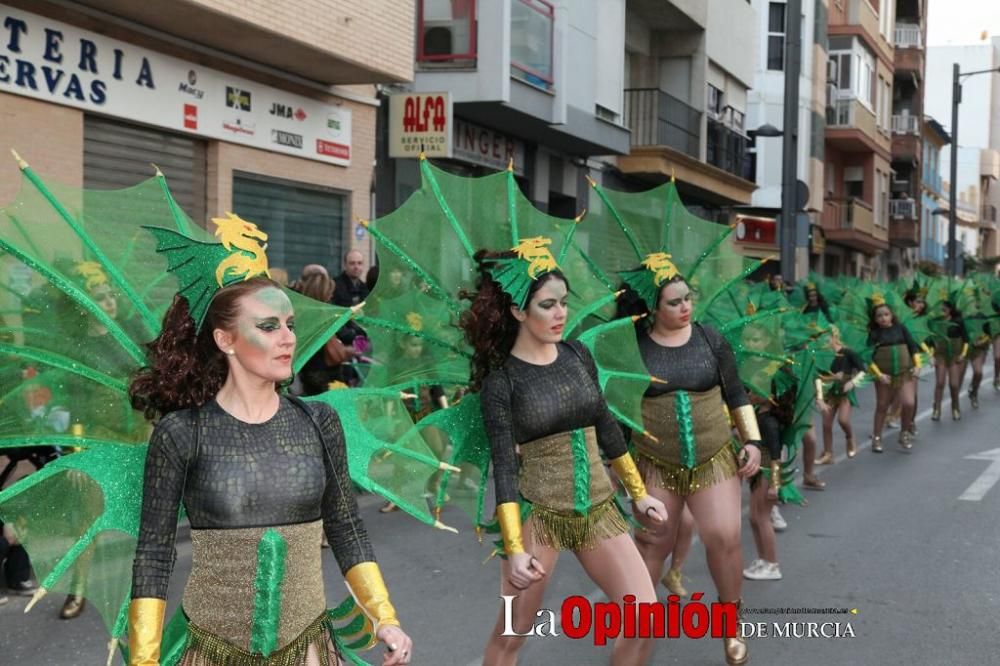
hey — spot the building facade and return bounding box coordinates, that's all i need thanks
[0,0,414,280]
[378,0,630,221]
[745,0,829,275]
[885,0,926,279]
[614,0,757,223]
[821,0,895,279]
[925,38,1000,264]
[919,115,949,266]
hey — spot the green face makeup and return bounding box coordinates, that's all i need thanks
[237,288,295,350]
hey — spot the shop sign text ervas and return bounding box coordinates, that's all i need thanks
[0,4,352,166]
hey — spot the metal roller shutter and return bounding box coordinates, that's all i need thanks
[231,171,346,280]
[83,115,207,225]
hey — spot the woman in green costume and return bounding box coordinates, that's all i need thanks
[462,249,666,666]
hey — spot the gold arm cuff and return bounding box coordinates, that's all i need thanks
[769,460,781,490]
[609,453,647,500]
[731,405,762,443]
[867,363,884,379]
[128,598,166,666]
[496,502,525,554]
[920,342,932,354]
[912,353,924,369]
[814,378,824,397]
[961,342,969,358]
[344,562,400,632]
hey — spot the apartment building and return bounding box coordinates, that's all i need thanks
[0,0,413,277]
[378,0,630,220]
[885,0,925,279]
[919,115,949,265]
[614,0,758,223]
[821,0,895,278]
[746,0,829,276]
[925,38,1000,264]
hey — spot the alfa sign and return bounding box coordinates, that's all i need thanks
[388,92,452,158]
[0,4,352,166]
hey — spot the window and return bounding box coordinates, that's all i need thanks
[876,75,885,131]
[417,0,477,64]
[510,0,555,91]
[829,51,851,91]
[232,173,346,279]
[882,79,891,131]
[767,2,786,71]
[707,84,724,118]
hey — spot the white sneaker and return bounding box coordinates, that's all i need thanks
[742,558,765,579]
[770,506,787,531]
[744,561,782,581]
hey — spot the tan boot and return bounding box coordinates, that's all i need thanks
[815,451,835,465]
[722,598,749,665]
[661,567,688,597]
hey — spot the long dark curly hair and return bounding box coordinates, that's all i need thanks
[129,276,283,420]
[458,249,568,391]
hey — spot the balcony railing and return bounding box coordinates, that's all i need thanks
[624,88,702,158]
[706,118,751,181]
[892,114,920,135]
[890,198,918,219]
[827,97,853,127]
[895,23,922,48]
[983,204,998,223]
[824,197,875,235]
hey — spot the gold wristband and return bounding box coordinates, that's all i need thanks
[912,353,924,369]
[769,460,781,490]
[344,562,400,634]
[961,342,969,358]
[495,502,525,555]
[731,405,762,443]
[609,453,647,501]
[814,378,824,398]
[867,363,884,379]
[920,342,932,355]
[128,598,166,666]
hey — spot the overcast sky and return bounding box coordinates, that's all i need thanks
[927,0,1000,46]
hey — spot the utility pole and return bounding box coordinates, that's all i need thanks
[780,0,802,283]
[948,63,960,276]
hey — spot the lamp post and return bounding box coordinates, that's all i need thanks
[948,63,1000,276]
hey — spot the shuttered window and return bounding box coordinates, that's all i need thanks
[231,172,346,280]
[84,115,207,225]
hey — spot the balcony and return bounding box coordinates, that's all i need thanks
[983,204,999,226]
[706,119,752,181]
[889,199,920,247]
[822,197,890,253]
[826,95,891,155]
[621,88,756,205]
[892,115,919,135]
[894,24,925,77]
[895,24,922,48]
[625,89,701,158]
[829,0,892,64]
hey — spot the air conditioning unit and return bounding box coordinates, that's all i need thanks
[826,83,840,108]
[827,58,839,84]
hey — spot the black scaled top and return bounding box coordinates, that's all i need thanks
[480,341,627,506]
[131,397,374,599]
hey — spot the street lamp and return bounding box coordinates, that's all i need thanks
[948,63,1000,276]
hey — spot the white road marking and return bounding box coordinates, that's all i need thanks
[959,447,1000,501]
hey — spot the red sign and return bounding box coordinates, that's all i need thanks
[403,95,448,133]
[183,104,198,130]
[734,215,777,245]
[316,139,350,160]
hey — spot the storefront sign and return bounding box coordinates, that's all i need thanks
[453,120,526,175]
[733,215,777,246]
[388,92,452,158]
[0,4,352,166]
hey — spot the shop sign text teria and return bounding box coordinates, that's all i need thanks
[0,4,352,166]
